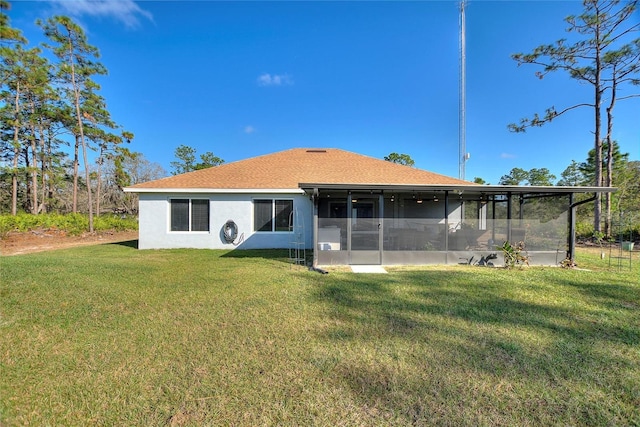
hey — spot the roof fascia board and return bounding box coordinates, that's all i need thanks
[483,185,616,193]
[123,188,305,194]
[298,183,616,194]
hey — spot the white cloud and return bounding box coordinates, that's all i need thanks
[244,125,255,134]
[500,153,517,159]
[257,73,293,87]
[50,0,153,29]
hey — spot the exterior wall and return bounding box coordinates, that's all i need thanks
[138,192,313,250]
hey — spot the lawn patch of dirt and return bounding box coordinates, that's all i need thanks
[0,229,138,256]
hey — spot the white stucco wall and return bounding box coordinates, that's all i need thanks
[137,192,313,250]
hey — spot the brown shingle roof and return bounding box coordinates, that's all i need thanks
[126,148,472,190]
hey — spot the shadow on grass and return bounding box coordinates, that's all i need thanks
[310,270,640,423]
[108,239,139,249]
[559,279,640,306]
[318,270,640,347]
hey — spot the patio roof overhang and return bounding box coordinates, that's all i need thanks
[299,183,616,195]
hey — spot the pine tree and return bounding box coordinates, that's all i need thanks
[39,16,107,231]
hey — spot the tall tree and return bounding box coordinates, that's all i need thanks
[579,140,628,184]
[94,129,130,216]
[1,2,26,214]
[0,42,25,215]
[473,177,487,185]
[78,85,132,216]
[499,167,556,186]
[509,0,639,233]
[102,148,166,213]
[38,112,68,213]
[196,151,224,170]
[384,152,415,167]
[612,160,640,216]
[601,40,640,235]
[499,167,529,185]
[22,47,52,214]
[39,16,107,232]
[171,144,224,175]
[527,168,556,186]
[170,144,196,175]
[0,44,50,214]
[557,160,586,186]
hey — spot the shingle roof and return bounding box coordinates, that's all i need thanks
[126,148,472,191]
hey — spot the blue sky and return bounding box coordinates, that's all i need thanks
[8,0,640,184]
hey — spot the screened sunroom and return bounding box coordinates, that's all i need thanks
[302,184,612,267]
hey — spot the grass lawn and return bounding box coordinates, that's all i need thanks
[1,244,639,426]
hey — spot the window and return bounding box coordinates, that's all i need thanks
[254,199,293,232]
[275,200,292,231]
[254,200,273,232]
[170,199,210,232]
[170,199,189,231]
[190,199,210,231]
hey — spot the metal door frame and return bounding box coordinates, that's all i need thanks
[348,194,383,264]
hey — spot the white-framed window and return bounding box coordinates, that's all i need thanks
[254,199,293,232]
[169,198,210,232]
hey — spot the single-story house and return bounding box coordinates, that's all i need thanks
[124,148,613,267]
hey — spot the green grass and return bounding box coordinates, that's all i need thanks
[1,245,639,426]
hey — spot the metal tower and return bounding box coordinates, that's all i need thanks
[459,0,468,181]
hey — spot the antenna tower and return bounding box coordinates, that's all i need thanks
[458,0,467,181]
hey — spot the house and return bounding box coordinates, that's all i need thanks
[124,148,613,266]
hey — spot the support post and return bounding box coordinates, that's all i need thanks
[444,191,449,255]
[312,189,319,268]
[491,196,496,244]
[519,194,524,224]
[506,192,512,242]
[568,193,575,261]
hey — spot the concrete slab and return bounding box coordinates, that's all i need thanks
[350,265,388,274]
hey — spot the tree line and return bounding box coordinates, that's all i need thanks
[478,142,639,235]
[0,2,164,229]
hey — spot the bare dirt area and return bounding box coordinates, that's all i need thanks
[0,230,138,256]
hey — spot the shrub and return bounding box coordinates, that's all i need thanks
[94,214,138,232]
[0,213,138,238]
[559,257,577,268]
[575,221,594,240]
[499,240,529,269]
[0,215,17,238]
